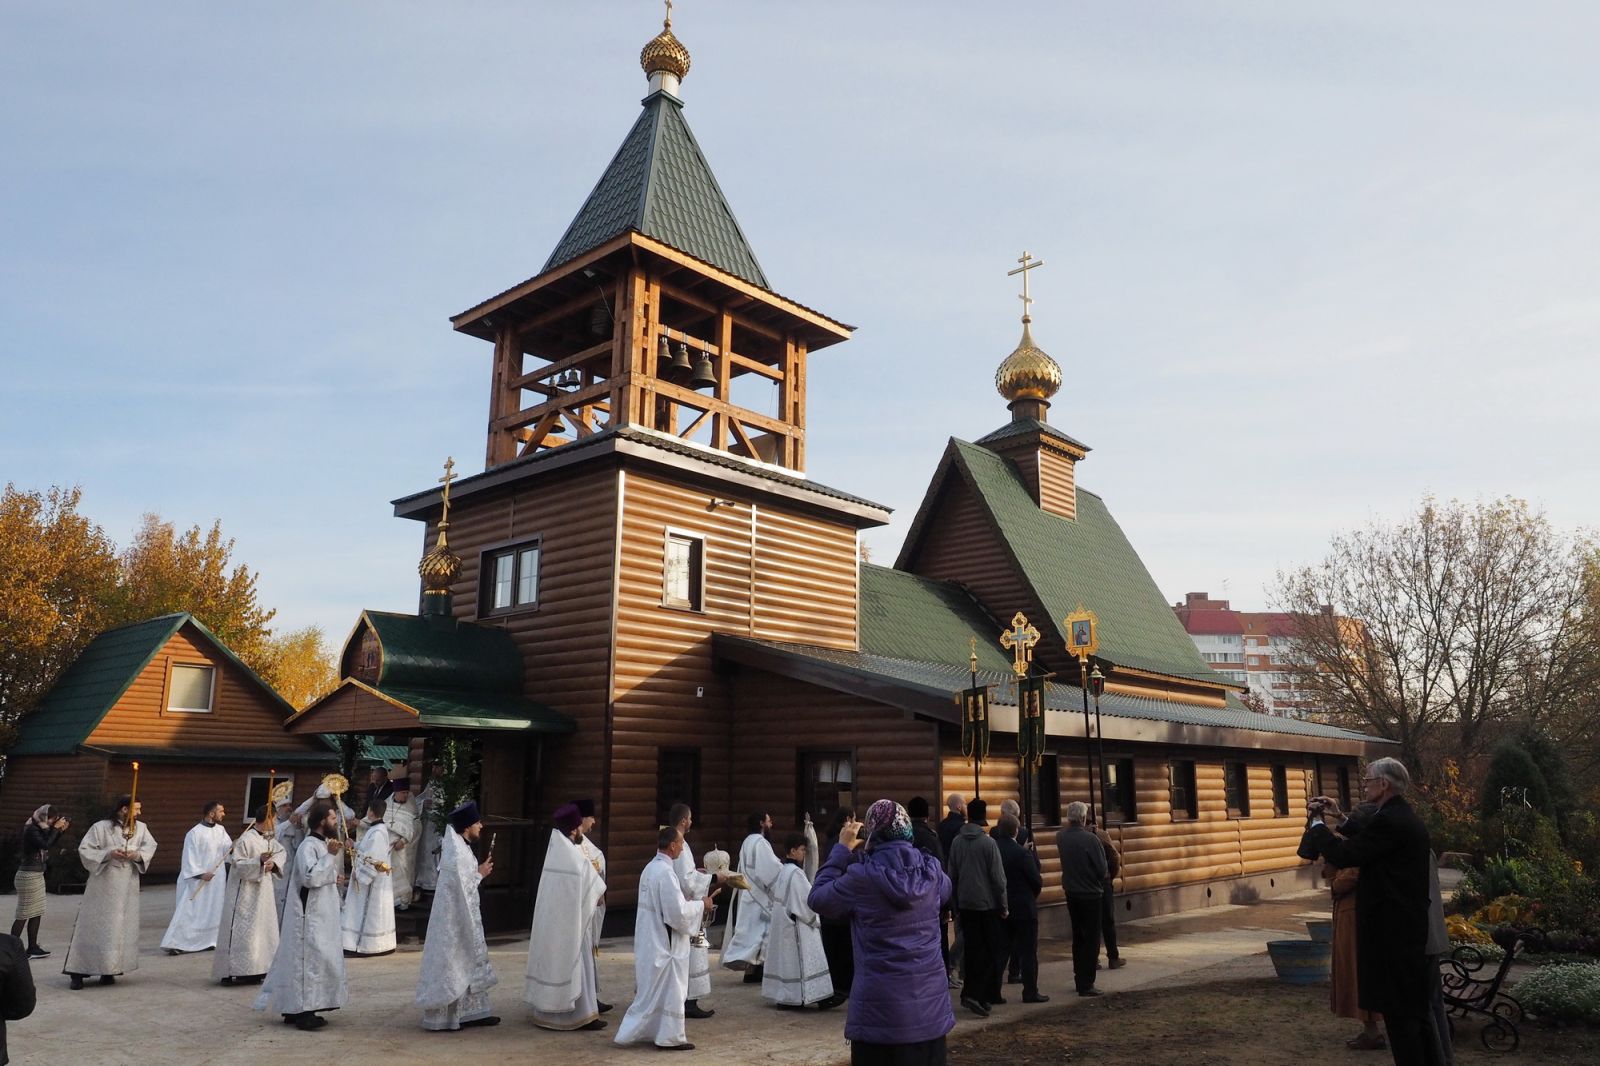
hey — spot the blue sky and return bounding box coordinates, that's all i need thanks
[4,2,1597,639]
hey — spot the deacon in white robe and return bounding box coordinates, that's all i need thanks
[255,802,349,1030]
[525,806,606,1031]
[161,802,234,953]
[575,800,608,1005]
[614,828,716,1050]
[762,835,836,1008]
[273,803,305,921]
[213,811,286,983]
[340,800,395,956]
[414,774,444,893]
[63,798,157,988]
[383,778,420,909]
[721,814,783,974]
[416,801,500,1031]
[665,805,718,1011]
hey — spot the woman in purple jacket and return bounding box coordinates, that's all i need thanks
[809,799,955,1066]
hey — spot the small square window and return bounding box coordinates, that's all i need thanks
[663,532,704,611]
[168,663,215,713]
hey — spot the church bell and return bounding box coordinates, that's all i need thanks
[689,350,717,390]
[668,341,694,381]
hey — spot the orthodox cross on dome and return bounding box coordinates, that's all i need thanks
[1007,251,1045,322]
[999,612,1041,678]
[663,0,674,27]
[437,456,456,529]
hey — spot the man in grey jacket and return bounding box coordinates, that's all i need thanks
[1055,801,1108,997]
[946,798,1007,1016]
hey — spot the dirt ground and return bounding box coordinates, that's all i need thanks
[946,968,1600,1066]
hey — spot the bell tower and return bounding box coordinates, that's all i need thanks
[451,6,852,472]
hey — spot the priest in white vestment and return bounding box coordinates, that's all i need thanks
[213,805,286,984]
[525,804,607,1031]
[341,797,396,956]
[614,827,716,1051]
[161,801,233,954]
[256,800,349,1031]
[574,798,609,1010]
[295,784,354,825]
[414,769,445,893]
[721,812,783,977]
[762,832,840,1009]
[416,801,501,1031]
[384,777,421,909]
[666,804,718,1016]
[63,795,157,989]
[273,801,305,922]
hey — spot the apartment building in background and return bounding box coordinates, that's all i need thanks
[1172,592,1323,718]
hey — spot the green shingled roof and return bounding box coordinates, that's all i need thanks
[363,611,524,692]
[9,613,296,756]
[542,90,769,288]
[859,565,1013,673]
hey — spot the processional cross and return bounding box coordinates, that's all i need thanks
[999,612,1041,679]
[1007,250,1045,319]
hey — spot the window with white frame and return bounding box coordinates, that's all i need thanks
[168,663,216,713]
[662,532,704,611]
[244,772,293,825]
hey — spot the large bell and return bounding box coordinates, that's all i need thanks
[689,350,717,390]
[668,341,693,381]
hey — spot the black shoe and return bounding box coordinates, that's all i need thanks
[69,975,84,990]
[1023,993,1050,1004]
[98,975,115,985]
[597,1000,614,1014]
[460,1016,501,1028]
[657,1043,695,1051]
[684,1003,714,1020]
[1007,973,1021,984]
[743,969,764,984]
[26,946,50,959]
[1078,988,1103,997]
[961,996,990,1017]
[294,1013,328,1031]
[220,976,234,986]
[990,995,1007,1005]
[817,993,847,1011]
[579,1019,608,1031]
[1107,957,1127,970]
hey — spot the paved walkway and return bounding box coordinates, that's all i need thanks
[11,884,1351,1066]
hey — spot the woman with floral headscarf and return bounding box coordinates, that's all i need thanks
[11,805,71,958]
[809,799,954,1066]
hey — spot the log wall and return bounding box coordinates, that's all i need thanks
[0,754,107,837]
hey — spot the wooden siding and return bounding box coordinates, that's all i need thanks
[731,671,939,841]
[85,625,325,756]
[1035,447,1077,521]
[751,505,857,648]
[938,733,1345,904]
[0,754,106,836]
[438,465,618,829]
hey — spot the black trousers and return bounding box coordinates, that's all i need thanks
[1066,893,1102,993]
[1001,914,1039,997]
[851,1035,948,1066]
[821,919,854,995]
[959,908,1004,1005]
[1384,1008,1446,1066]
[1100,880,1120,960]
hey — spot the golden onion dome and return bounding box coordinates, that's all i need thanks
[418,528,462,593]
[994,317,1062,402]
[640,18,691,82]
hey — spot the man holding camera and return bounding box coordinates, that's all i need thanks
[1300,757,1442,1066]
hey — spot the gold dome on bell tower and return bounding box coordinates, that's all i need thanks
[993,251,1062,409]
[641,0,692,87]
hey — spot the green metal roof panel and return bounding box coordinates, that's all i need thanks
[10,614,187,755]
[365,612,525,693]
[377,685,576,734]
[951,440,1225,686]
[858,565,1013,674]
[974,418,1091,454]
[717,635,1379,745]
[543,91,768,288]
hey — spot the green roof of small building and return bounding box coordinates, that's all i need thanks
[9,613,296,757]
[543,90,768,288]
[361,611,524,693]
[859,565,1013,673]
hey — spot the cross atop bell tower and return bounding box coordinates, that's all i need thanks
[450,8,853,473]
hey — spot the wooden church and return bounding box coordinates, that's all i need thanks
[290,12,1384,924]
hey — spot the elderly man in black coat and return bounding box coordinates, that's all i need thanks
[993,815,1047,1004]
[1301,757,1443,1066]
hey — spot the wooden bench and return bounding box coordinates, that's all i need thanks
[1440,932,1536,1053]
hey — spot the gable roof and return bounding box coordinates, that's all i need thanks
[9,613,296,757]
[859,564,1012,673]
[897,438,1226,688]
[542,90,768,288]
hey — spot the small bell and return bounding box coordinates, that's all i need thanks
[657,334,672,365]
[589,302,610,336]
[689,350,717,390]
[668,342,693,380]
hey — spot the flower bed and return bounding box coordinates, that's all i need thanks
[1512,963,1600,1024]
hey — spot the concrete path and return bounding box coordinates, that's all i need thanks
[11,884,1349,1065]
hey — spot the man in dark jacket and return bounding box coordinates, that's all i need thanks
[992,815,1046,1003]
[0,933,38,1066]
[908,796,944,863]
[1090,816,1125,970]
[936,794,966,987]
[1302,757,1441,1066]
[946,798,1006,1016]
[1054,801,1108,996]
